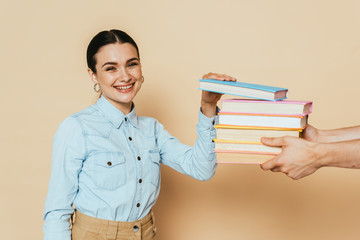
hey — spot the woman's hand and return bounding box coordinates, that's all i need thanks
[201,72,237,118]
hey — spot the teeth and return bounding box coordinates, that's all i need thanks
[115,84,133,90]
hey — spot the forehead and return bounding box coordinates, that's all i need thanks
[95,43,138,64]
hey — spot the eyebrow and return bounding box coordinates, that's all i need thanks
[101,58,140,68]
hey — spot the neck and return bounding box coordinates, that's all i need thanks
[103,96,133,115]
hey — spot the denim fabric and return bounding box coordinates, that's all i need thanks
[43,96,218,240]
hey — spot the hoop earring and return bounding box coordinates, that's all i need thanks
[142,76,145,82]
[93,83,101,93]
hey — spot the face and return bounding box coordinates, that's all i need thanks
[89,42,143,114]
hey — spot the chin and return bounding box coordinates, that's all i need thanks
[116,97,135,105]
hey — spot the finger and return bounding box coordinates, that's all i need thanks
[220,74,237,81]
[202,72,212,79]
[260,157,278,171]
[286,171,303,180]
[202,72,237,81]
[261,137,285,147]
[270,167,282,172]
[217,74,237,81]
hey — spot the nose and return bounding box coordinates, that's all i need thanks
[118,67,132,82]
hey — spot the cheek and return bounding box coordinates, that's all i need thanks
[98,73,116,84]
[130,67,142,78]
[135,80,143,90]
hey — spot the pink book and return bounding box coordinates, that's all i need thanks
[220,99,313,116]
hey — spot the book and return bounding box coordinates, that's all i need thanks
[215,124,302,142]
[216,152,273,164]
[221,99,312,116]
[199,79,288,101]
[213,139,281,155]
[218,112,308,128]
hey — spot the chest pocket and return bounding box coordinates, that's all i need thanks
[92,152,127,190]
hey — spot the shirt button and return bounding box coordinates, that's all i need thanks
[125,118,128,122]
[136,203,140,207]
[129,137,132,141]
[137,156,141,161]
[107,161,112,166]
[133,225,139,232]
[139,179,142,183]
[212,120,215,125]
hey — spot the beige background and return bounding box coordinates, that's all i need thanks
[1,0,360,239]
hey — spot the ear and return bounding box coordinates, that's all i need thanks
[88,68,98,84]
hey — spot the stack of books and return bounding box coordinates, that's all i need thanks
[199,79,313,163]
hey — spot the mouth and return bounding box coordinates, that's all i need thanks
[114,83,135,92]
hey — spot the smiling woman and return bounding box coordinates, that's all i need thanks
[88,42,143,113]
[42,29,236,240]
[87,30,143,113]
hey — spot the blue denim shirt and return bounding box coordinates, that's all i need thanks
[43,96,218,240]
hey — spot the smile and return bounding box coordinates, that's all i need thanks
[114,83,134,90]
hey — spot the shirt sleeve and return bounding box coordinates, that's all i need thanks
[43,116,86,240]
[156,108,219,181]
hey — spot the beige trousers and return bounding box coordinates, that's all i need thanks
[71,210,156,240]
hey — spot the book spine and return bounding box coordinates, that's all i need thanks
[220,111,310,117]
[198,88,286,101]
[214,149,279,155]
[199,79,288,92]
[218,112,308,118]
[216,161,265,164]
[221,99,312,105]
[214,124,305,131]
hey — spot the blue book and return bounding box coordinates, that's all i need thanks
[198,79,288,101]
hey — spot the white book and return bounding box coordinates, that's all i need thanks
[218,113,308,128]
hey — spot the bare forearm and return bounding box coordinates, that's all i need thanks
[317,125,360,143]
[261,136,360,180]
[201,101,217,118]
[317,139,360,169]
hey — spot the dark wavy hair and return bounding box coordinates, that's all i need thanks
[86,29,139,73]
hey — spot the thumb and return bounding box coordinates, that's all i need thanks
[261,137,285,147]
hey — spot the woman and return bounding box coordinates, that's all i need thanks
[43,29,236,240]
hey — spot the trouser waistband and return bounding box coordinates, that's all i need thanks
[72,209,154,232]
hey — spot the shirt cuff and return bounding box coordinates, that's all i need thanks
[197,107,220,140]
[198,106,220,130]
[197,107,219,162]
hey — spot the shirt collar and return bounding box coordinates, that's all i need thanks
[95,96,139,129]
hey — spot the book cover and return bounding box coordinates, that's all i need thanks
[221,99,313,116]
[199,79,288,101]
[215,124,305,131]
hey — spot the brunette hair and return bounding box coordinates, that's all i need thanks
[86,29,139,73]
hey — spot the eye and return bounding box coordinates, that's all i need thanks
[105,66,116,71]
[128,62,139,67]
